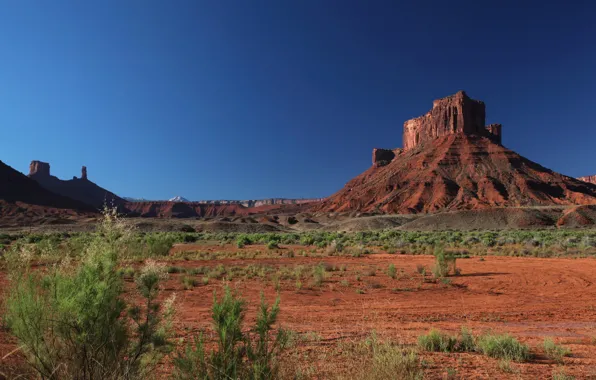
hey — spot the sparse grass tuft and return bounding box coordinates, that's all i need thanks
[543,338,571,363]
[387,264,397,279]
[476,334,530,362]
[417,329,458,352]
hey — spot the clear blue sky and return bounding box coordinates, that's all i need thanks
[1,1,595,200]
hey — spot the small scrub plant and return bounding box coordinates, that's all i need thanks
[181,275,198,290]
[432,247,457,278]
[543,338,571,363]
[476,334,530,362]
[498,359,517,374]
[352,334,423,380]
[236,235,251,248]
[267,240,280,250]
[417,329,458,352]
[552,368,575,380]
[3,208,175,380]
[312,263,326,287]
[387,263,397,279]
[173,288,288,380]
[418,327,476,353]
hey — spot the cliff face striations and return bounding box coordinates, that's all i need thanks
[315,91,596,214]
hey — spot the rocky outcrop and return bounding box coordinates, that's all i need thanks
[0,160,94,212]
[578,175,596,185]
[28,160,125,209]
[402,91,502,150]
[29,161,51,177]
[313,91,596,214]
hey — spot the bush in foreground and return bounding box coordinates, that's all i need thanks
[476,334,530,362]
[3,208,174,380]
[173,287,288,379]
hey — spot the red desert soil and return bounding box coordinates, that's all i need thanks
[2,248,596,379]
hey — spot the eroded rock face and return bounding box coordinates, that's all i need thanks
[578,175,596,185]
[485,123,502,144]
[402,91,501,150]
[29,161,51,177]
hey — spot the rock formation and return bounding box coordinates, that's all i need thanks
[314,91,596,214]
[402,90,501,150]
[28,160,125,209]
[29,161,51,177]
[0,160,94,212]
[578,175,596,185]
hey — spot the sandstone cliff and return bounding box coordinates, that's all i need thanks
[315,91,596,213]
[578,175,596,185]
[28,161,125,209]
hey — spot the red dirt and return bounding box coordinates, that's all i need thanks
[3,248,596,379]
[314,133,596,214]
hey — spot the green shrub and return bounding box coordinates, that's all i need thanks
[417,329,458,352]
[418,328,476,353]
[267,240,279,250]
[476,334,530,362]
[173,288,288,379]
[543,338,571,363]
[236,235,251,248]
[181,276,198,290]
[552,368,575,380]
[3,208,174,380]
[312,263,326,287]
[432,247,457,278]
[387,264,397,279]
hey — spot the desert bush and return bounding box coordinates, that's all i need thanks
[312,263,326,287]
[3,208,174,380]
[418,327,477,353]
[173,288,288,380]
[266,240,279,250]
[432,247,457,278]
[552,368,575,380]
[181,275,198,290]
[476,334,530,362]
[236,235,251,248]
[417,329,458,352]
[543,338,571,363]
[387,264,397,279]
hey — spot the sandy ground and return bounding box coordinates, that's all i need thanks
[2,247,596,379]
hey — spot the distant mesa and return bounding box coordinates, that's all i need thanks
[28,160,125,209]
[315,90,596,213]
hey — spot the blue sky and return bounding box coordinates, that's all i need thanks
[1,1,595,200]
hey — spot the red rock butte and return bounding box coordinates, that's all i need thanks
[402,90,501,150]
[317,90,596,213]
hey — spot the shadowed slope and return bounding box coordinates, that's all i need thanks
[314,134,596,214]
